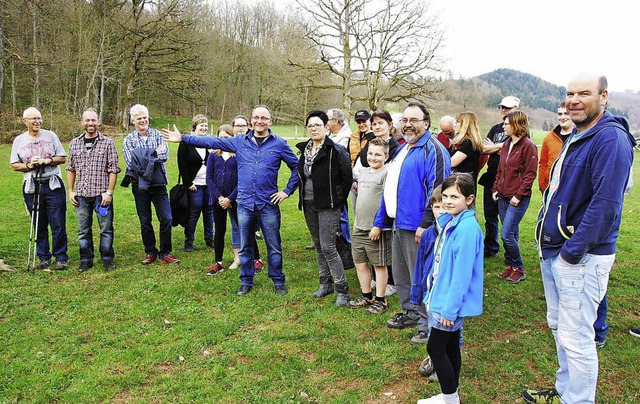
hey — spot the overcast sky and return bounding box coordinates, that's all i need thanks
[429,0,639,92]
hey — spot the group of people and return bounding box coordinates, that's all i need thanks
[9,72,636,404]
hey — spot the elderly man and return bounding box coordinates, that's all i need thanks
[67,108,120,272]
[523,74,635,403]
[10,107,69,270]
[163,105,298,296]
[327,108,351,148]
[373,101,451,343]
[123,104,180,265]
[436,115,456,150]
[479,95,520,258]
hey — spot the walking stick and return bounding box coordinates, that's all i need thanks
[26,166,42,273]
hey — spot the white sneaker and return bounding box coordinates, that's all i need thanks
[417,394,445,404]
[229,260,240,270]
[385,284,397,296]
[371,280,376,289]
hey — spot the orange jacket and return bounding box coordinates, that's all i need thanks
[348,129,370,166]
[538,125,565,192]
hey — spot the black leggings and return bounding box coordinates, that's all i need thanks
[427,327,461,394]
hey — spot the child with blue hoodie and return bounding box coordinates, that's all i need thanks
[417,173,484,404]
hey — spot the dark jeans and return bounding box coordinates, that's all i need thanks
[237,204,284,286]
[212,204,259,262]
[482,183,500,255]
[131,182,173,256]
[428,328,462,395]
[339,204,351,244]
[303,201,347,291]
[75,195,115,263]
[594,294,609,343]
[23,181,68,262]
[497,196,530,269]
[184,185,214,245]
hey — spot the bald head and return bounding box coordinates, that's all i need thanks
[565,73,608,132]
[439,115,456,139]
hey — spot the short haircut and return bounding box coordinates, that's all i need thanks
[506,110,529,138]
[370,109,393,125]
[22,107,41,118]
[191,114,208,130]
[558,101,566,109]
[328,108,345,125]
[430,185,443,204]
[252,104,272,117]
[217,124,234,137]
[130,104,148,118]
[305,110,329,126]
[232,115,249,126]
[598,76,608,94]
[407,101,431,130]
[439,115,456,128]
[368,137,389,153]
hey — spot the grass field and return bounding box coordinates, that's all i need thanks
[0,132,639,403]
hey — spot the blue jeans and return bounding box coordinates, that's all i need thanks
[594,295,609,343]
[23,181,68,262]
[482,183,500,255]
[237,204,285,286]
[497,196,530,269]
[184,185,214,245]
[540,253,614,403]
[131,182,173,256]
[75,196,115,263]
[339,204,351,244]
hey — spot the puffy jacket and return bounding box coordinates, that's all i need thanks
[536,112,635,263]
[538,125,566,192]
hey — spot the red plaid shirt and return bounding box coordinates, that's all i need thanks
[66,132,121,197]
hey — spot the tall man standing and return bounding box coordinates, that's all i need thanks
[523,74,635,403]
[479,96,520,258]
[163,105,299,296]
[374,101,450,343]
[67,108,120,272]
[10,107,69,270]
[123,104,180,265]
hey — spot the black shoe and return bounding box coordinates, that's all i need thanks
[205,239,215,249]
[78,261,93,273]
[410,330,429,344]
[237,285,253,296]
[386,312,419,329]
[275,284,288,296]
[484,251,498,258]
[103,260,116,271]
[184,243,194,253]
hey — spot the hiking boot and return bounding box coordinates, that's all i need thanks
[335,293,349,307]
[311,283,334,298]
[205,239,214,249]
[38,258,52,269]
[522,388,561,403]
[237,285,253,296]
[158,254,181,264]
[56,260,69,270]
[184,242,194,253]
[411,330,429,344]
[366,300,388,315]
[141,254,157,265]
[418,356,435,377]
[386,311,419,329]
[348,295,373,309]
[207,262,224,275]
[254,259,264,272]
[275,284,288,296]
[506,268,526,284]
[78,261,93,273]
[497,266,513,279]
[103,260,116,271]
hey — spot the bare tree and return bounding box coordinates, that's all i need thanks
[292,0,444,116]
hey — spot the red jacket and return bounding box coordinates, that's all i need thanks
[538,125,565,192]
[492,136,538,200]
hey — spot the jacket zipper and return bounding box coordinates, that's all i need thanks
[329,148,334,208]
[557,205,571,240]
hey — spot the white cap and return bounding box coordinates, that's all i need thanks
[499,96,520,108]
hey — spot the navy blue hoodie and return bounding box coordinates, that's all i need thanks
[536,111,636,263]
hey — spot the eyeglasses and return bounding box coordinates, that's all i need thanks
[233,124,248,128]
[251,116,271,122]
[25,117,43,122]
[400,118,424,125]
[306,123,324,129]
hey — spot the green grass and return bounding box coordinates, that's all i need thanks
[1,136,639,403]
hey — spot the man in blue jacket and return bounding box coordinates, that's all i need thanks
[373,101,450,343]
[163,105,298,297]
[523,74,635,404]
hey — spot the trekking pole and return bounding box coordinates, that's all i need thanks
[26,166,42,273]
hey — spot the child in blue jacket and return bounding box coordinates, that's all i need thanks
[417,173,483,404]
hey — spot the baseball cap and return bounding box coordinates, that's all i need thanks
[95,204,110,217]
[499,96,520,109]
[354,110,371,122]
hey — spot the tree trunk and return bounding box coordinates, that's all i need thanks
[32,0,40,109]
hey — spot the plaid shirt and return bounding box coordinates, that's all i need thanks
[123,127,169,181]
[66,132,120,197]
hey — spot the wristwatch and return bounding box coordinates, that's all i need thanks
[106,191,113,196]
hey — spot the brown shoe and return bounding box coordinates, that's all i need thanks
[305,244,315,250]
[158,254,181,264]
[141,254,157,265]
[497,266,513,279]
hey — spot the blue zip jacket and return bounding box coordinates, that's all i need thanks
[536,112,635,263]
[424,210,484,320]
[410,223,439,305]
[183,130,299,210]
[373,133,451,230]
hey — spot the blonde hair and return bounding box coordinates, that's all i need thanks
[215,124,236,156]
[452,112,483,152]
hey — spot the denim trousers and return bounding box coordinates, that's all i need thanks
[237,204,285,286]
[482,184,500,255]
[131,182,173,256]
[339,204,351,244]
[212,204,252,262]
[594,295,609,343]
[540,253,614,403]
[23,181,68,262]
[303,201,347,290]
[184,185,214,245]
[497,196,530,269]
[75,196,115,263]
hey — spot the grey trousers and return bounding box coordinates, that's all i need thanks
[392,228,428,331]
